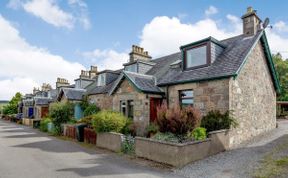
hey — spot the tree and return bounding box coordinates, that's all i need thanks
[272,53,288,101]
[3,92,22,115]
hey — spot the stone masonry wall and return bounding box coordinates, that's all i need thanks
[112,80,149,135]
[88,94,113,110]
[112,80,162,136]
[229,42,276,146]
[167,79,230,115]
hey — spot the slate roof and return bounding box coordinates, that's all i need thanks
[124,71,163,93]
[146,52,181,79]
[49,89,58,102]
[59,88,85,101]
[34,97,50,105]
[85,81,116,95]
[109,71,164,95]
[157,31,263,86]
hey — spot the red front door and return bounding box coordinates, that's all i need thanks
[150,98,162,122]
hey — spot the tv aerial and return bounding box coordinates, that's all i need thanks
[263,18,272,29]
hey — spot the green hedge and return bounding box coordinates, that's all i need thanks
[92,110,127,133]
[40,118,52,132]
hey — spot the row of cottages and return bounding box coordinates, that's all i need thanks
[19,7,279,146]
[20,84,58,119]
[84,7,280,146]
[19,66,98,120]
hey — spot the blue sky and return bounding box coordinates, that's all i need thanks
[0,0,288,100]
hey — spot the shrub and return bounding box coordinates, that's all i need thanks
[201,110,238,132]
[146,123,159,137]
[78,115,94,128]
[83,104,100,117]
[49,102,74,135]
[91,110,127,133]
[152,132,180,143]
[121,119,137,136]
[40,117,52,132]
[187,127,207,141]
[155,104,201,136]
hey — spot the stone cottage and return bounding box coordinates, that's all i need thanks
[85,69,121,110]
[104,7,280,145]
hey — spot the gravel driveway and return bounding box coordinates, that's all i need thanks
[175,120,288,178]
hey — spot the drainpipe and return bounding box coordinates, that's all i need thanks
[166,86,169,107]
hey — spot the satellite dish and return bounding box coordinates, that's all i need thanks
[263,18,270,29]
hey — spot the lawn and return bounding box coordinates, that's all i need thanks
[253,140,288,178]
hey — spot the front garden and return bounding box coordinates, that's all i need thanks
[2,99,238,168]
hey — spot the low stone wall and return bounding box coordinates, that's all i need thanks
[96,132,124,152]
[22,118,35,126]
[135,129,230,167]
[208,129,230,155]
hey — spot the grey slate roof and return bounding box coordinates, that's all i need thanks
[146,52,181,79]
[59,88,85,101]
[157,31,263,86]
[124,71,163,93]
[34,97,50,105]
[86,81,116,95]
[109,71,164,95]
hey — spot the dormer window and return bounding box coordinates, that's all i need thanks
[97,73,106,86]
[184,43,210,70]
[186,45,208,69]
[181,37,225,71]
[125,64,137,72]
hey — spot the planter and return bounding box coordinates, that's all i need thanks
[135,129,231,167]
[84,128,97,145]
[208,129,230,155]
[96,132,124,152]
[135,137,211,167]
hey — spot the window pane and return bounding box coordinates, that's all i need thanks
[186,45,207,68]
[125,64,137,72]
[181,99,193,105]
[180,90,193,98]
[128,100,134,119]
[97,74,106,86]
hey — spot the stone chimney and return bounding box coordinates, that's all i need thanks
[129,45,152,63]
[33,87,40,95]
[41,83,52,92]
[56,78,70,89]
[89,65,98,79]
[241,6,262,36]
[80,70,90,79]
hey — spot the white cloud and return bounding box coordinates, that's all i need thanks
[0,14,85,100]
[67,0,91,30]
[139,16,240,57]
[7,0,91,30]
[24,0,75,29]
[82,49,129,71]
[139,14,288,59]
[205,6,218,16]
[274,21,288,32]
[0,78,39,100]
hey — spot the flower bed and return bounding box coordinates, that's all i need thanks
[84,128,97,144]
[135,129,230,167]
